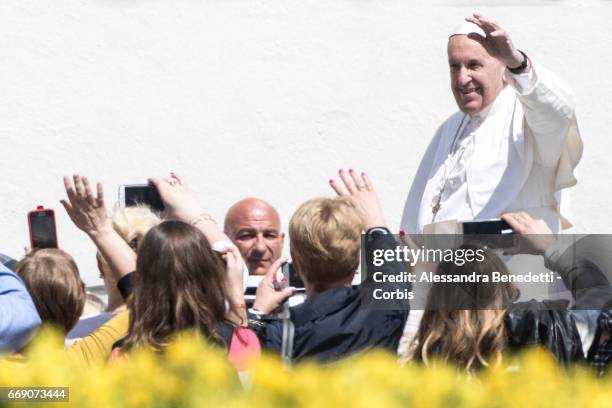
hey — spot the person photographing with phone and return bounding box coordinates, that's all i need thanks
[60,173,260,371]
[249,169,411,363]
[399,212,612,371]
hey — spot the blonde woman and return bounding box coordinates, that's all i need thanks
[61,173,259,371]
[98,205,161,313]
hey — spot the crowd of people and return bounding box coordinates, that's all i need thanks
[0,169,610,377]
[1,13,611,382]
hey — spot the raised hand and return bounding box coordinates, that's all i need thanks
[149,172,230,245]
[221,245,246,295]
[501,212,554,255]
[61,175,111,237]
[466,13,526,69]
[253,256,294,314]
[148,173,202,222]
[329,169,386,230]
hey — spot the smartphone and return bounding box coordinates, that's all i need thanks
[118,184,164,212]
[462,219,514,235]
[281,262,306,293]
[28,206,58,249]
[462,219,514,248]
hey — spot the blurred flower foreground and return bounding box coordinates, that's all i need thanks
[1,328,611,408]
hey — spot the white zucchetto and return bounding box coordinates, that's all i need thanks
[449,21,486,38]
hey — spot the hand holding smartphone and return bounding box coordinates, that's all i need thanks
[118,184,165,212]
[462,218,515,249]
[462,219,514,234]
[281,262,306,293]
[28,206,58,249]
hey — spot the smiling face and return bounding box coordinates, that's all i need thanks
[224,199,284,276]
[448,35,506,116]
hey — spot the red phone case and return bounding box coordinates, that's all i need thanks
[27,205,58,249]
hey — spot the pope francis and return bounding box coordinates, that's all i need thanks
[400,14,582,234]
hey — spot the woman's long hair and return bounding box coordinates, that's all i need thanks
[406,243,518,372]
[123,221,238,350]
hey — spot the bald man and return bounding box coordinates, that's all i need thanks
[224,198,285,275]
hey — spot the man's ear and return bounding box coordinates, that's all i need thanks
[281,232,286,245]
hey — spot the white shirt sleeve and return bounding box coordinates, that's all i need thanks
[507,65,537,95]
[506,59,577,168]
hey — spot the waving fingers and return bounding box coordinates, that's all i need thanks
[82,176,97,206]
[330,168,372,196]
[73,174,85,197]
[467,13,499,34]
[361,171,373,191]
[338,169,357,193]
[64,176,78,204]
[96,182,105,207]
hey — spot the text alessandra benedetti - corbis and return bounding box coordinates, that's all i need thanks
[372,271,557,283]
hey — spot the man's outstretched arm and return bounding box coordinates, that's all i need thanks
[469,13,577,167]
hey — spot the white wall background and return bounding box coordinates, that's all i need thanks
[1,0,611,285]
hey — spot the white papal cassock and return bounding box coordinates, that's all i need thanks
[400,60,583,234]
